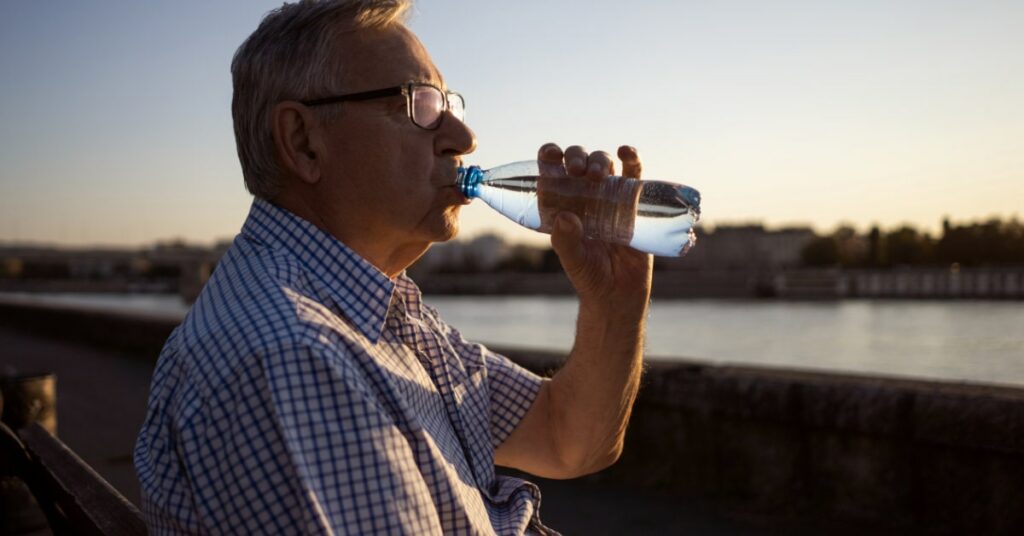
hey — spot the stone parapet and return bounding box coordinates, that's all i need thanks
[497,346,1024,534]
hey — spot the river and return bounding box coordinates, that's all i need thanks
[3,292,1022,387]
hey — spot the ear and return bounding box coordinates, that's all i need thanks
[271,101,327,185]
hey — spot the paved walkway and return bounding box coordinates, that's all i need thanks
[1,326,772,535]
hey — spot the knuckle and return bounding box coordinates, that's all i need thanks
[539,161,565,177]
[587,151,615,176]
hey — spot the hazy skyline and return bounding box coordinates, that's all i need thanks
[1,0,1022,247]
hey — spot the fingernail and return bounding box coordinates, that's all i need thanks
[569,157,583,170]
[589,161,603,174]
[557,214,571,231]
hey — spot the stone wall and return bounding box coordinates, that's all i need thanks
[2,300,1021,533]
[499,347,1024,534]
[0,301,178,357]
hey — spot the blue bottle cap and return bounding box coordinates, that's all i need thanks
[456,165,484,198]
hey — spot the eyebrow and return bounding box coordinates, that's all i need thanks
[412,76,447,91]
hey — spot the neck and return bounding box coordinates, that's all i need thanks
[271,189,428,279]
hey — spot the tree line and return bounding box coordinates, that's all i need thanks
[802,217,1024,268]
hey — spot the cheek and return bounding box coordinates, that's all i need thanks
[333,124,439,209]
[396,133,440,179]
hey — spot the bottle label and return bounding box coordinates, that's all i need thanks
[536,175,643,245]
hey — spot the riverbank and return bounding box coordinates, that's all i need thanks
[413,267,1024,300]
[3,266,1023,302]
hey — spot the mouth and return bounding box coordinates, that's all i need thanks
[437,162,470,204]
[445,163,461,186]
[444,185,472,205]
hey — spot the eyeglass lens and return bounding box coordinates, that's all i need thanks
[411,85,465,129]
[448,93,464,123]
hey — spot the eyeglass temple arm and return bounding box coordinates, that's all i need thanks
[301,86,405,107]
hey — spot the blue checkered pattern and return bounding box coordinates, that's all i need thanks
[134,198,554,535]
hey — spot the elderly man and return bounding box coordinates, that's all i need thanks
[134,1,651,534]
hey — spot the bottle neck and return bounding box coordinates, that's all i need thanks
[456,165,485,198]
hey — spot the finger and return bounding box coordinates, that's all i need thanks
[586,150,614,181]
[564,145,588,176]
[549,212,586,274]
[618,145,643,180]
[537,142,566,177]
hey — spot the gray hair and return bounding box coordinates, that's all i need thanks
[231,0,412,199]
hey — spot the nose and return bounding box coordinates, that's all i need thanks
[435,111,476,157]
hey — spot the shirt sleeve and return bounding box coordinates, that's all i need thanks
[166,341,444,535]
[480,347,546,448]
[423,305,546,449]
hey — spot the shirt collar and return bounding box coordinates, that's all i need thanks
[240,198,398,343]
[393,272,426,320]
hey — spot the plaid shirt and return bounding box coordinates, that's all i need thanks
[134,198,554,535]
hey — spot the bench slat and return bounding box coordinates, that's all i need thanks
[18,422,147,535]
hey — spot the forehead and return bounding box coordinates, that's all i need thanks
[335,25,443,91]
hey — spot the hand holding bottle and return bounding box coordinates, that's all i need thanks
[456,150,700,258]
[542,143,654,309]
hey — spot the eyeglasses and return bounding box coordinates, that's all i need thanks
[301,82,465,130]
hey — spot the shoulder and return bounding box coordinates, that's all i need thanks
[157,237,368,395]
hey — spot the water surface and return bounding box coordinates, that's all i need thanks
[3,292,1022,387]
[429,296,1024,387]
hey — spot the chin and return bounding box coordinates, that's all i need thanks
[435,219,459,243]
[413,206,461,245]
[432,207,461,243]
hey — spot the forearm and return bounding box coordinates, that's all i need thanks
[547,295,648,474]
[494,142,655,479]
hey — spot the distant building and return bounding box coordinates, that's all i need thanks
[661,225,815,271]
[412,233,512,274]
[464,234,507,272]
[0,242,225,299]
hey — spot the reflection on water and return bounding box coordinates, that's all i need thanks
[2,292,1022,386]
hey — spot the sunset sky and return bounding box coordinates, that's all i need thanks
[1,0,1021,247]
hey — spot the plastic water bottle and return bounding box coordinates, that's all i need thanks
[456,161,701,257]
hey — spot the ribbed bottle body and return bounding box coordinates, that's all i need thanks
[457,161,700,257]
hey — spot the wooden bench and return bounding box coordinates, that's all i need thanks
[0,421,146,535]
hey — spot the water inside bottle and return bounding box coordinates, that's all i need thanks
[631,181,701,256]
[472,176,544,230]
[473,175,700,256]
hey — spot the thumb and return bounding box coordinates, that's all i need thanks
[550,212,586,273]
